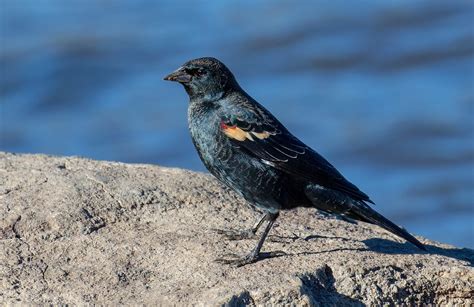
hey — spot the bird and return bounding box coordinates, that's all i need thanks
[164,57,426,266]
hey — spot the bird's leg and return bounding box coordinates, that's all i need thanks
[216,212,282,266]
[214,213,268,240]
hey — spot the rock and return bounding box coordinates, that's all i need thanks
[0,152,472,305]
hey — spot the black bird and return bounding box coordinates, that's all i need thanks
[164,57,426,266]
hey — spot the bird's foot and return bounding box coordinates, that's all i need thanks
[215,251,260,267]
[215,250,287,267]
[213,228,256,241]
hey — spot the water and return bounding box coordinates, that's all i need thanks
[1,0,473,248]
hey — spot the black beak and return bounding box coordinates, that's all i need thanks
[163,67,192,83]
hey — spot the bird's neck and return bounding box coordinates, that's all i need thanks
[184,78,242,103]
[184,85,224,103]
[188,89,239,119]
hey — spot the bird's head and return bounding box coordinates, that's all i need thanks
[164,57,239,101]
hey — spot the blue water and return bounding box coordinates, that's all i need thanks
[1,0,473,248]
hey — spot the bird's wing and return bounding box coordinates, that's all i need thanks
[219,110,373,204]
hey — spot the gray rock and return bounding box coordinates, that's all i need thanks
[0,152,472,305]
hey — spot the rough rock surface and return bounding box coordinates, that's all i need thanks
[0,152,473,305]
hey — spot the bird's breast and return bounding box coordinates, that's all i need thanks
[188,105,263,181]
[188,104,233,169]
[187,102,295,212]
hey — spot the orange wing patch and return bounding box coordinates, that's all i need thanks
[220,122,272,142]
[221,123,252,141]
[251,131,271,140]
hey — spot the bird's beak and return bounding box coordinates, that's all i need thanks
[163,67,192,83]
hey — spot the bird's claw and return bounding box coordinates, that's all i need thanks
[214,250,288,267]
[214,252,259,267]
[212,228,256,241]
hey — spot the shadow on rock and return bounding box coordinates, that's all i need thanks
[266,233,473,268]
[363,238,474,267]
[299,264,364,306]
[226,291,254,307]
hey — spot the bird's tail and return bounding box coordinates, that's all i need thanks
[347,201,426,251]
[305,185,426,250]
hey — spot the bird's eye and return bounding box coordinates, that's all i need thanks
[186,68,206,77]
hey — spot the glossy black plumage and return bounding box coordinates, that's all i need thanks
[164,57,425,265]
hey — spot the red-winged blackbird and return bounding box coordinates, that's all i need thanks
[164,57,426,266]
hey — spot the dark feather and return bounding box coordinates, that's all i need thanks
[220,109,374,204]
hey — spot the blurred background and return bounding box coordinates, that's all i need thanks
[1,0,473,248]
